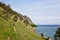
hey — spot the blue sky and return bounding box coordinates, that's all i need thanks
[0,0,60,25]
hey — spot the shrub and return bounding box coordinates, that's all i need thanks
[54,27,60,40]
[30,24,37,27]
[13,15,18,22]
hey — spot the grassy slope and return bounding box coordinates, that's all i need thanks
[0,7,45,40]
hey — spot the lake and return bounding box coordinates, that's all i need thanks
[35,25,60,39]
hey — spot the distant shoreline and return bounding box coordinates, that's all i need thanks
[36,25,60,26]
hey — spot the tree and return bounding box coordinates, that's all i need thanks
[54,27,60,40]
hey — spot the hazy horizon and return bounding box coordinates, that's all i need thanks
[0,0,60,25]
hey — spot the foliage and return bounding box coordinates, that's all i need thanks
[24,19,29,25]
[54,27,60,40]
[0,2,7,9]
[0,2,11,11]
[30,24,37,27]
[13,15,18,22]
[41,33,44,38]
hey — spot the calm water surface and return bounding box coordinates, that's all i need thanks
[35,25,60,38]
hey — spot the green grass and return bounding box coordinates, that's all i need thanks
[0,7,45,40]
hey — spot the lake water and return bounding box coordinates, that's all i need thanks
[35,25,60,39]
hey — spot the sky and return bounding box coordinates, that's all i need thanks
[0,0,60,25]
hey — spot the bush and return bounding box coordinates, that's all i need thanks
[54,27,60,40]
[23,19,29,25]
[30,24,37,27]
[13,15,18,22]
[41,33,44,38]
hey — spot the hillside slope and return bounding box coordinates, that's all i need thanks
[0,2,45,40]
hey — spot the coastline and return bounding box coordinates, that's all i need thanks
[33,27,54,40]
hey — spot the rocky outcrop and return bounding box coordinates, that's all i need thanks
[23,15,33,25]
